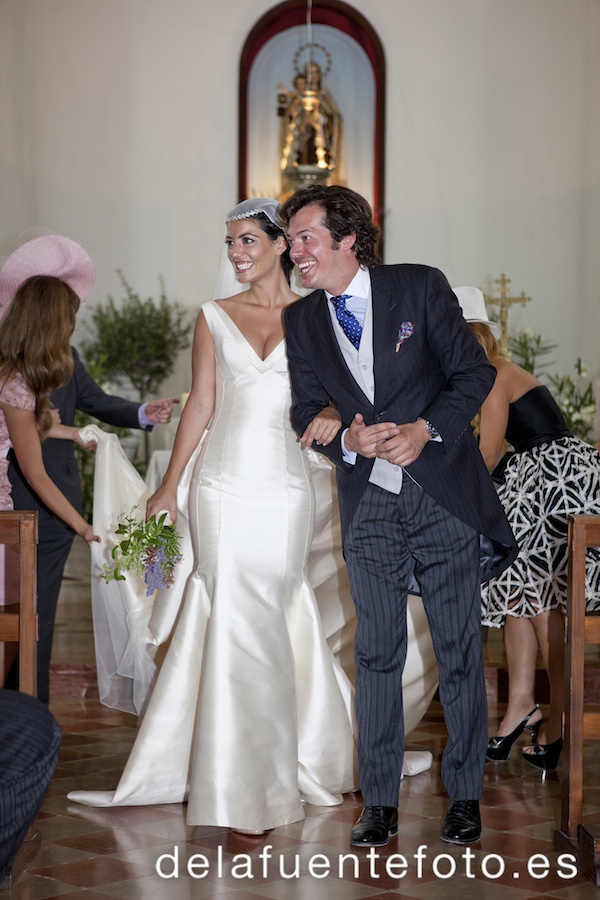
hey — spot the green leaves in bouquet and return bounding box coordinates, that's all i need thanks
[102,507,183,595]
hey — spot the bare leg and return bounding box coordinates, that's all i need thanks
[522,608,565,749]
[494,616,542,736]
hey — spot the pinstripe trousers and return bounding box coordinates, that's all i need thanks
[344,477,488,806]
[0,690,61,880]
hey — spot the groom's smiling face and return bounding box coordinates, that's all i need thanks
[288,203,357,296]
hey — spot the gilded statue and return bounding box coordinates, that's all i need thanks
[278,58,345,201]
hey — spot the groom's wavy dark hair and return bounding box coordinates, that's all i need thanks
[280,184,381,267]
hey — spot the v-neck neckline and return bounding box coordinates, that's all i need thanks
[211,301,284,366]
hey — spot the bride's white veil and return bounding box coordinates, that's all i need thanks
[211,197,305,300]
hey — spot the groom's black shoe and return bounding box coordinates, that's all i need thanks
[350,806,398,847]
[440,800,481,844]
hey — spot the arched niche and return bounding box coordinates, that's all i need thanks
[238,0,386,224]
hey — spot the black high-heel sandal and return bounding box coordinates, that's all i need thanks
[486,704,542,761]
[522,737,562,771]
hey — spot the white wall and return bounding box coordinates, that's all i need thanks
[1,0,599,399]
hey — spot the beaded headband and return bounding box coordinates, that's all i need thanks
[225,198,282,229]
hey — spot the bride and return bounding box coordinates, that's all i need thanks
[70,199,358,832]
[68,199,437,833]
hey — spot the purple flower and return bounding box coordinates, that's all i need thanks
[141,538,181,596]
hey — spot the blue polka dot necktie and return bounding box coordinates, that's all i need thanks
[330,294,362,349]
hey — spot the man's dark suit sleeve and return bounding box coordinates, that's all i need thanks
[284,307,332,431]
[283,305,347,469]
[71,347,149,429]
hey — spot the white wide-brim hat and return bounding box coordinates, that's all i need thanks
[0,234,96,310]
[453,286,502,340]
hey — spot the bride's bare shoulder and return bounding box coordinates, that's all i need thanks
[213,296,243,309]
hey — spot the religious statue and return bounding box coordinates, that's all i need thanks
[277,51,345,201]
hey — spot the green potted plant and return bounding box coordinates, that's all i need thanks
[81,271,192,399]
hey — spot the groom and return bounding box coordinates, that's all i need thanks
[280,185,517,847]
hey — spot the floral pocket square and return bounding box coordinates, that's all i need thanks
[396,321,414,353]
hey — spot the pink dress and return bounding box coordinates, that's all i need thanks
[0,373,35,510]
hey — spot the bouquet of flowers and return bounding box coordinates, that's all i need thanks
[102,506,183,596]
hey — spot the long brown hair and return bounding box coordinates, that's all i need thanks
[0,276,79,436]
[468,322,503,438]
[468,321,501,362]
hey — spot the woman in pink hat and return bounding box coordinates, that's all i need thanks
[0,234,99,545]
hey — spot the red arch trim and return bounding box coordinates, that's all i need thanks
[238,0,386,223]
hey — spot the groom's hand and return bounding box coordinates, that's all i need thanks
[345,413,400,459]
[375,420,430,466]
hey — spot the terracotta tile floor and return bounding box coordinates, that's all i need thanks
[5,539,600,898]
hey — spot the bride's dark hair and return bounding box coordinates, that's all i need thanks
[249,212,294,286]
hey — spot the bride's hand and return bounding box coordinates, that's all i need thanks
[300,404,342,448]
[146,486,177,524]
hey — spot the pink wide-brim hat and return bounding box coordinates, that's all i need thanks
[453,285,502,340]
[0,234,96,309]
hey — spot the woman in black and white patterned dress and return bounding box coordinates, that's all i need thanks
[455,286,600,772]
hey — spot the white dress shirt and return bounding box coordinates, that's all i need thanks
[326,268,404,494]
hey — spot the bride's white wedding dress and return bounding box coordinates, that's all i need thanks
[68,301,438,829]
[70,302,358,830]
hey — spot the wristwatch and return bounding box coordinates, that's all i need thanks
[419,418,439,440]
